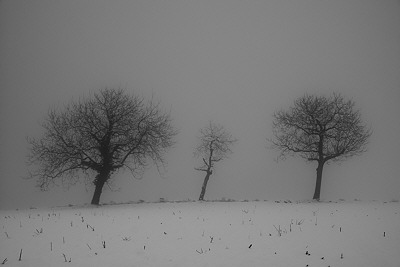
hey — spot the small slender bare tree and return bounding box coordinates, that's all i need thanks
[270,93,371,200]
[28,88,177,205]
[194,121,237,201]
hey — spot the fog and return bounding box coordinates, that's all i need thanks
[1,0,399,209]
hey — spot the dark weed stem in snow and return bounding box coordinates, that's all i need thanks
[273,225,282,236]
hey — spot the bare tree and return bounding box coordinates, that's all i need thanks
[270,93,371,200]
[28,88,177,205]
[194,121,237,201]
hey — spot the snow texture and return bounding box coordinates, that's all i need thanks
[1,201,399,266]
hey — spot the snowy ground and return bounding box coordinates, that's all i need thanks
[1,200,399,267]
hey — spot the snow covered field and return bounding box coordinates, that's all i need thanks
[1,200,399,267]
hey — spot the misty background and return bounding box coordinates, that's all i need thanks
[1,0,399,209]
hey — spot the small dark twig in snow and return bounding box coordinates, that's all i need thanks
[34,228,43,235]
[273,225,282,236]
[62,253,71,263]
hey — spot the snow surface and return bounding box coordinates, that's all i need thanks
[1,201,399,267]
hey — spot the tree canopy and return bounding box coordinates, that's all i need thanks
[271,93,371,164]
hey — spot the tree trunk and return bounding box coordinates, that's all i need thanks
[91,171,109,205]
[312,161,324,200]
[199,171,212,201]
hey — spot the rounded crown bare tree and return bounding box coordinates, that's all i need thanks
[270,93,371,200]
[28,88,177,205]
[194,121,237,201]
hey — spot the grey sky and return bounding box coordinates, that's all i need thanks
[1,0,399,208]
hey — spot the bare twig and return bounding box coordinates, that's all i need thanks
[273,225,282,237]
[87,224,94,231]
[122,236,131,241]
[62,253,71,263]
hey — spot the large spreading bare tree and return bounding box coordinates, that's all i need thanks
[270,93,371,200]
[194,121,237,201]
[28,88,177,205]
